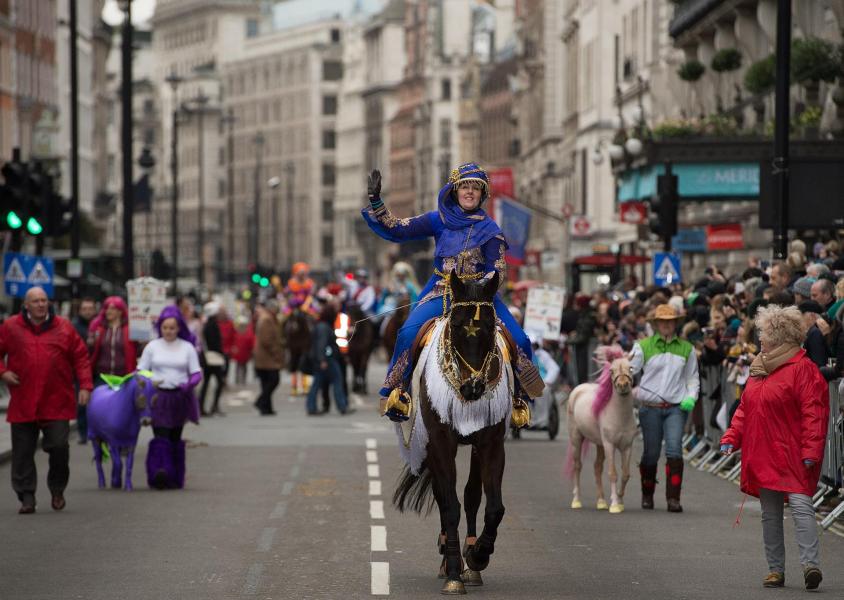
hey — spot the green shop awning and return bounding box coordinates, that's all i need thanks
[617,162,760,202]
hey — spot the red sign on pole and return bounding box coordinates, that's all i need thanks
[488,168,514,198]
[619,201,647,225]
[706,223,743,250]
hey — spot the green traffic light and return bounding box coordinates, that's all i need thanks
[251,273,261,284]
[26,217,42,235]
[260,277,270,288]
[6,211,22,229]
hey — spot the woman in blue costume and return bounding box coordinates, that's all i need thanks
[362,163,543,421]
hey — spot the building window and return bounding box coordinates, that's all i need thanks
[441,78,451,100]
[321,163,336,186]
[218,179,226,198]
[143,128,155,145]
[322,199,333,220]
[322,60,343,81]
[218,146,225,166]
[322,95,337,115]
[330,28,341,43]
[440,119,451,147]
[246,19,259,38]
[321,234,333,258]
[322,130,336,149]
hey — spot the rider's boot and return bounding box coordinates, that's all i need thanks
[640,463,657,509]
[666,457,684,513]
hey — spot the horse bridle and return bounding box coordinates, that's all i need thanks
[445,300,497,389]
[610,363,633,391]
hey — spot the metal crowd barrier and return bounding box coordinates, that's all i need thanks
[685,364,730,471]
[819,379,844,530]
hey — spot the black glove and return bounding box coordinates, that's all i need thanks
[368,169,382,200]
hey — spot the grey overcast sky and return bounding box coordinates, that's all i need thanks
[102,0,157,26]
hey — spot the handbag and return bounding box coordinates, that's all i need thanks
[298,352,315,376]
[204,351,226,367]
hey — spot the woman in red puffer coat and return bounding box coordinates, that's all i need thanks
[721,305,829,591]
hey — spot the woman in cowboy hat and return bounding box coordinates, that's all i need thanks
[629,303,700,512]
[361,163,543,422]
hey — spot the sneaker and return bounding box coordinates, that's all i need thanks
[804,567,822,590]
[641,495,654,510]
[762,572,784,588]
[667,498,683,513]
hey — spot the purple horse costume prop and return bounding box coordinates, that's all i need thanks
[87,372,155,490]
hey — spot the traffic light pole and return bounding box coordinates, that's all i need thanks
[772,0,791,260]
[69,0,80,295]
[120,2,134,281]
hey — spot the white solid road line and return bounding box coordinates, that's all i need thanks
[367,464,380,478]
[369,480,382,496]
[371,525,388,551]
[370,500,385,519]
[366,450,378,463]
[257,527,276,552]
[371,562,390,595]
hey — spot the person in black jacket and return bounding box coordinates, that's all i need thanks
[306,304,351,415]
[199,302,227,416]
[798,301,830,370]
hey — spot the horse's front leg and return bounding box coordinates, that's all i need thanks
[124,446,136,491]
[466,427,506,573]
[462,447,483,587]
[604,442,623,513]
[594,444,608,511]
[92,440,106,489]
[110,444,123,489]
[427,439,463,594]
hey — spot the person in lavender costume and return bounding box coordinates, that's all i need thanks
[138,306,202,489]
[362,162,544,421]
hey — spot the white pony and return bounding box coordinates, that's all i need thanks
[565,346,636,513]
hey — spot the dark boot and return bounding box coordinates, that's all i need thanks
[172,440,186,489]
[666,457,684,512]
[146,438,174,490]
[640,463,657,509]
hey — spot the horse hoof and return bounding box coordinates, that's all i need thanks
[440,580,467,595]
[571,499,583,509]
[462,569,483,587]
[596,499,609,511]
[465,550,489,572]
[609,503,625,514]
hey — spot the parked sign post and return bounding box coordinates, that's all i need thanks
[126,277,168,342]
[524,285,566,341]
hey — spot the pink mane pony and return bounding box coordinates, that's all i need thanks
[591,345,626,419]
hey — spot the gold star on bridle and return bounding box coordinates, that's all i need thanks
[463,323,480,337]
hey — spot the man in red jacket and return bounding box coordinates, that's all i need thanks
[0,287,93,514]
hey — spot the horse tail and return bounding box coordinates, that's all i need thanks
[563,438,591,480]
[393,461,435,515]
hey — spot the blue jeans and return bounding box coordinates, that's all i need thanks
[639,405,684,465]
[307,358,347,413]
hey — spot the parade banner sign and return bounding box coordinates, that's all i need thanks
[126,277,168,342]
[498,196,532,265]
[524,285,566,341]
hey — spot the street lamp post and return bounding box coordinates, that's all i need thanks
[220,109,236,282]
[268,176,281,269]
[165,71,183,293]
[285,161,295,266]
[252,132,265,268]
[192,91,209,286]
[119,0,134,281]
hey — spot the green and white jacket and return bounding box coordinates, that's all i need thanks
[630,334,699,406]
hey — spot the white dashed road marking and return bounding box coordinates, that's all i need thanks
[366,437,389,595]
[370,500,385,519]
[371,562,390,595]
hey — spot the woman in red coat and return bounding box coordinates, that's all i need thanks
[721,305,829,590]
[231,315,255,385]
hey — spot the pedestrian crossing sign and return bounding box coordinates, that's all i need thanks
[653,252,681,287]
[3,252,54,298]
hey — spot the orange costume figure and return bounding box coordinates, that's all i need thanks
[284,262,318,316]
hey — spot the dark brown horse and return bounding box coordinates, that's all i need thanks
[346,303,375,394]
[393,272,508,595]
[281,308,313,394]
[381,293,411,358]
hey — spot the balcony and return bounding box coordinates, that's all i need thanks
[669,0,727,38]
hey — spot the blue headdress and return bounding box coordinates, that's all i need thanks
[436,162,507,258]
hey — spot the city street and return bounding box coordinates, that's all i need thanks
[0,360,840,600]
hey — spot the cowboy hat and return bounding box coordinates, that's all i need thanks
[650,304,683,321]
